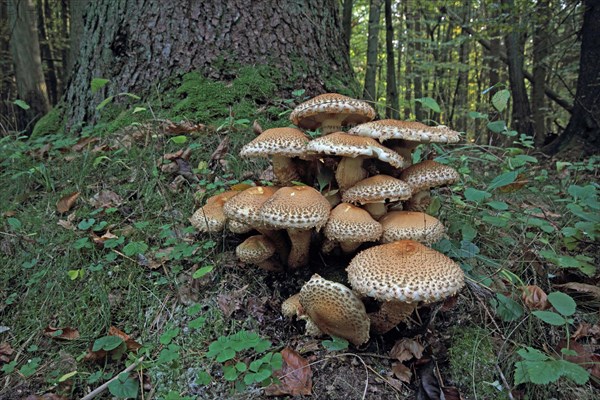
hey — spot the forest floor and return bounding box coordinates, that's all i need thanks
[1,100,599,400]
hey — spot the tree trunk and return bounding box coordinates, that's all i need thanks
[411,10,424,121]
[342,0,353,50]
[8,0,50,132]
[363,0,382,102]
[455,25,470,130]
[532,0,549,147]
[66,0,88,78]
[544,0,600,155]
[502,0,534,139]
[384,0,399,119]
[37,0,58,105]
[64,0,355,128]
[403,1,412,119]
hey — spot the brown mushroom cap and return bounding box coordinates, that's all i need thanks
[290,93,376,132]
[227,219,254,234]
[342,175,412,204]
[236,235,276,264]
[349,120,461,143]
[189,190,240,232]
[324,203,382,252]
[240,127,309,158]
[379,211,446,245]
[281,293,303,318]
[223,186,279,227]
[399,160,459,192]
[259,186,330,231]
[306,132,406,169]
[299,274,370,346]
[346,240,464,303]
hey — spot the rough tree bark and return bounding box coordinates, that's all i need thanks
[363,0,382,102]
[8,0,50,131]
[532,0,550,147]
[64,0,355,129]
[544,0,600,155]
[384,0,399,119]
[502,0,534,138]
[342,0,353,50]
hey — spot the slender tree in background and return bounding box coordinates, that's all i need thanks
[342,0,353,50]
[532,0,550,147]
[363,0,382,102]
[8,0,50,132]
[66,0,88,78]
[408,5,424,121]
[454,1,471,131]
[502,0,534,139]
[384,0,399,118]
[545,0,600,155]
[63,0,354,128]
[37,0,58,104]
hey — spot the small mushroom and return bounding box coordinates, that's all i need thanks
[240,127,309,185]
[341,175,412,220]
[236,235,283,272]
[281,293,323,337]
[299,274,370,346]
[307,132,406,190]
[379,211,446,245]
[324,203,383,253]
[346,240,465,334]
[399,160,459,211]
[348,120,461,163]
[290,93,376,135]
[189,190,240,233]
[259,186,331,269]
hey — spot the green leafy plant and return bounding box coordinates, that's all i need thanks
[322,336,349,351]
[204,330,282,392]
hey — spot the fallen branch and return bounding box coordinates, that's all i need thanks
[81,356,144,400]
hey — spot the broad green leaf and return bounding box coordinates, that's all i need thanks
[514,360,561,385]
[92,336,124,351]
[547,292,576,316]
[132,107,146,113]
[188,316,206,330]
[488,171,518,191]
[7,217,22,230]
[91,78,110,93]
[532,311,567,326]
[108,372,138,398]
[486,201,509,210]
[122,241,148,256]
[13,99,30,110]
[197,370,211,385]
[557,359,590,384]
[170,135,188,144]
[464,187,491,203]
[415,97,441,113]
[58,371,78,382]
[19,357,41,377]
[322,336,349,351]
[467,111,488,119]
[78,218,96,230]
[492,89,511,112]
[216,348,236,363]
[487,120,506,133]
[193,265,214,279]
[516,347,549,361]
[223,365,239,381]
[159,328,180,345]
[494,293,523,322]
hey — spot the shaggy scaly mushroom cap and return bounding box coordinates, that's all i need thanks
[400,160,459,211]
[341,175,412,220]
[307,132,406,190]
[189,190,240,233]
[236,235,282,272]
[348,120,461,162]
[281,293,323,337]
[240,128,309,185]
[299,274,370,346]
[379,211,446,245]
[346,240,464,303]
[227,219,253,234]
[259,186,330,268]
[290,93,376,135]
[324,203,383,253]
[223,186,289,263]
[347,240,464,334]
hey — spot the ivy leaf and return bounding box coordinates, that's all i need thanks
[492,89,511,112]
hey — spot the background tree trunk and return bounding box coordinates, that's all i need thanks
[342,0,353,50]
[8,0,50,132]
[64,0,355,129]
[410,9,424,121]
[502,0,534,139]
[544,0,600,155]
[37,0,58,105]
[532,0,550,147]
[384,0,399,119]
[363,0,382,102]
[66,0,87,78]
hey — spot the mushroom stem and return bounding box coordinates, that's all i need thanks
[364,203,387,220]
[256,228,290,265]
[405,190,431,212]
[368,301,416,334]
[389,140,419,166]
[271,155,300,185]
[339,240,362,253]
[286,228,312,269]
[320,114,347,135]
[257,259,284,272]
[336,157,367,191]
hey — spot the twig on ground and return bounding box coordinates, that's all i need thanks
[81,356,144,400]
[495,364,515,400]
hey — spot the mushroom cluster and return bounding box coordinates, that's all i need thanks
[190,93,466,344]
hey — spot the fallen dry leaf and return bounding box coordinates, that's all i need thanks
[521,285,550,310]
[415,358,443,400]
[56,192,80,213]
[72,136,99,152]
[0,342,13,364]
[208,137,230,171]
[90,190,123,208]
[391,362,412,383]
[57,219,76,231]
[43,326,80,340]
[442,386,465,400]
[265,347,312,396]
[162,120,207,135]
[84,327,140,362]
[92,231,118,245]
[253,120,263,136]
[498,173,528,193]
[2,210,17,217]
[108,326,142,352]
[217,285,248,318]
[572,323,600,341]
[390,338,424,362]
[555,282,600,300]
[556,339,600,384]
